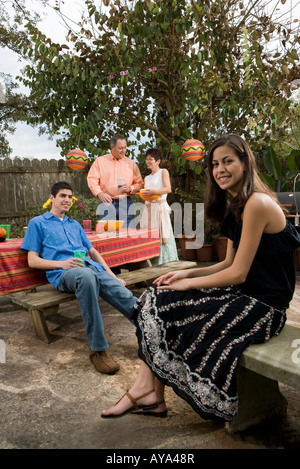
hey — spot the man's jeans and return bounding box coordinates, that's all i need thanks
[97,197,136,228]
[57,266,137,351]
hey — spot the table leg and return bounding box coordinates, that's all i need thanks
[29,308,52,344]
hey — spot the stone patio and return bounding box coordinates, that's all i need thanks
[0,267,299,450]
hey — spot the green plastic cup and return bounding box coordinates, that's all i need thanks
[74,250,86,265]
[0,224,10,240]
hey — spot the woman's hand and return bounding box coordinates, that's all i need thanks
[142,189,155,199]
[156,278,191,291]
[153,270,188,287]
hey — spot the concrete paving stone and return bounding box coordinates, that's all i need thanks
[0,272,299,450]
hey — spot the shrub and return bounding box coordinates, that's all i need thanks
[9,195,99,238]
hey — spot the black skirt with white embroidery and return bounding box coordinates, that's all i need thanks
[134,285,286,422]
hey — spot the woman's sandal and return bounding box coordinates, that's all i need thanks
[131,400,168,418]
[101,389,158,419]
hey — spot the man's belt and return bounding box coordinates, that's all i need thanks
[111,196,129,201]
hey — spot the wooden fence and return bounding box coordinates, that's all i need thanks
[0,157,188,228]
[0,157,91,224]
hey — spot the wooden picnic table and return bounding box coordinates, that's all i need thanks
[0,228,161,296]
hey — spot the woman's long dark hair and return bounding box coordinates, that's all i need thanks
[204,134,279,224]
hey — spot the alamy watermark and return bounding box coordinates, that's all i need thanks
[291,338,300,364]
[0,81,6,104]
[97,201,206,248]
[0,339,5,363]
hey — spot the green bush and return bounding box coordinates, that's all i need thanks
[9,195,99,238]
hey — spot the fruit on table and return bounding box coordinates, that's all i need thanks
[0,227,7,237]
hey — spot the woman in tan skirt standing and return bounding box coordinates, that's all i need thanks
[139,148,178,265]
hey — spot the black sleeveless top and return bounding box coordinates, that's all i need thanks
[221,210,300,309]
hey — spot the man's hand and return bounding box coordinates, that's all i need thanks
[27,251,84,271]
[97,192,113,205]
[117,277,126,286]
[120,184,132,195]
[61,258,85,269]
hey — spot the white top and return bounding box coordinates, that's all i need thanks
[144,169,168,205]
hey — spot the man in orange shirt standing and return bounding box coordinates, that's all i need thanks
[87,134,143,228]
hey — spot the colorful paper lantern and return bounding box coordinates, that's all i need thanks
[181,139,205,161]
[66,149,88,170]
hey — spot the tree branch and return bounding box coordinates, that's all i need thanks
[135,116,170,145]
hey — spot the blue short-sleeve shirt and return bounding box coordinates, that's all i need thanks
[21,212,105,288]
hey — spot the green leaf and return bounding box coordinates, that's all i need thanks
[263,147,282,179]
[259,170,276,190]
[287,149,300,172]
[66,64,71,75]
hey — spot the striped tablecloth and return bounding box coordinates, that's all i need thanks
[0,228,160,296]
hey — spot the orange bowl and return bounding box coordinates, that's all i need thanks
[137,189,162,201]
[98,220,124,231]
[95,223,105,234]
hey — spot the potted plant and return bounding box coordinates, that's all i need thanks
[195,221,217,262]
[177,218,218,262]
[196,242,213,262]
[178,235,197,260]
[262,147,300,270]
[213,234,228,262]
[175,181,221,262]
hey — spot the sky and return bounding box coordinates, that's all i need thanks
[1,0,85,160]
[1,0,300,160]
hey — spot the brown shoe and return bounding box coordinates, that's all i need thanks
[89,350,120,374]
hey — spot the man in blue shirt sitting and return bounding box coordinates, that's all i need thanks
[21,181,138,375]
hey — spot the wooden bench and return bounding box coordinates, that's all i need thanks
[9,259,299,433]
[8,260,197,344]
[227,323,300,433]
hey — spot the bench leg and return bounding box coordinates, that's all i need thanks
[226,366,288,433]
[29,308,52,344]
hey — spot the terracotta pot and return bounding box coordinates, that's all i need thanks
[296,247,300,271]
[196,244,213,262]
[178,236,197,260]
[214,236,228,262]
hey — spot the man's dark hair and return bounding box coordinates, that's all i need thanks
[110,134,126,147]
[51,181,73,197]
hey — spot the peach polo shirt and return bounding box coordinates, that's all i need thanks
[87,153,143,198]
